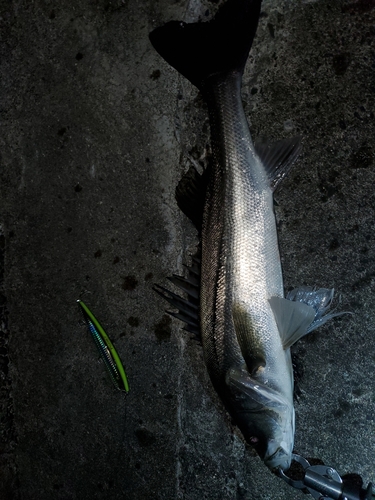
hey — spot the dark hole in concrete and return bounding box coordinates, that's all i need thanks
[150,69,160,80]
[350,145,373,169]
[154,314,172,342]
[332,52,351,75]
[127,316,139,327]
[122,275,138,291]
[267,23,275,38]
[135,427,156,447]
[329,238,340,251]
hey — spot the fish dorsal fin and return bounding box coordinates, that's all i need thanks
[255,136,302,191]
[269,296,315,350]
[153,247,201,340]
[232,303,266,375]
[175,165,209,230]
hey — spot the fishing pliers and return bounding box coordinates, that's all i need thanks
[279,454,374,500]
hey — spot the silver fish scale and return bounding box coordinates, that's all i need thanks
[200,73,292,402]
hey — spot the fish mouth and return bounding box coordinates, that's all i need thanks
[264,444,292,471]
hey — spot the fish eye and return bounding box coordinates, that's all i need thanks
[247,434,267,458]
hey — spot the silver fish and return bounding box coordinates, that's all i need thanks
[150,0,345,471]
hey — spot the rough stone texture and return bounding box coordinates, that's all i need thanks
[1,0,374,499]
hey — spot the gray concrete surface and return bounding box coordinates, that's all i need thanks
[1,0,374,499]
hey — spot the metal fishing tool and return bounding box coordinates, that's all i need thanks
[77,300,129,393]
[278,453,374,500]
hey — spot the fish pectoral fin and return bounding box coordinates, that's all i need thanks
[232,303,266,375]
[269,296,316,350]
[255,136,302,191]
[226,367,289,411]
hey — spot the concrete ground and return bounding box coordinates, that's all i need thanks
[1,0,374,499]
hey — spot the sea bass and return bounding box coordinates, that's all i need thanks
[150,0,344,471]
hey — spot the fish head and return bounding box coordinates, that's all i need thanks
[242,411,294,471]
[226,367,294,471]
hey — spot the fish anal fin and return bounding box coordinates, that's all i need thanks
[269,296,315,350]
[255,136,302,191]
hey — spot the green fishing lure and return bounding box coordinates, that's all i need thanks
[78,300,129,392]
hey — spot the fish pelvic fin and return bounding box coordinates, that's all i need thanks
[255,136,302,191]
[270,287,351,349]
[149,0,262,91]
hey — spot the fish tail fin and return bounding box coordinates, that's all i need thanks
[149,0,262,90]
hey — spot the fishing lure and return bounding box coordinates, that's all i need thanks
[77,300,129,392]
